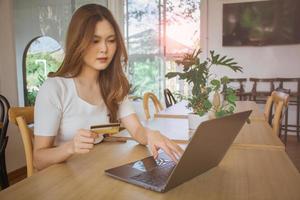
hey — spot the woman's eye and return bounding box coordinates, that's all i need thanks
[108,39,116,43]
[93,40,99,43]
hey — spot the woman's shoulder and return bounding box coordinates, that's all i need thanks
[43,76,72,85]
[41,77,73,91]
[37,77,74,99]
[36,77,75,107]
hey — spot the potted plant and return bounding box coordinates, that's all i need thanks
[165,49,243,130]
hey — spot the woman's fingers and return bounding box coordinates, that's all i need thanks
[72,129,98,154]
[166,141,184,159]
[79,135,95,143]
[79,129,97,139]
[149,143,159,159]
[77,143,94,149]
[159,142,178,162]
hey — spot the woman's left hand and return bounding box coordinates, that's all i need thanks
[146,130,184,162]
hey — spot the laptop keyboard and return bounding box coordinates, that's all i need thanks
[130,160,176,187]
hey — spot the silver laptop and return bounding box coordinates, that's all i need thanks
[105,110,252,192]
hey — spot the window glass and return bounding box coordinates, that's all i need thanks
[24,36,64,105]
[125,0,201,99]
[125,0,163,99]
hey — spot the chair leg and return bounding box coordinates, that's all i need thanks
[297,98,300,142]
[284,108,288,145]
[0,152,9,189]
[279,120,282,138]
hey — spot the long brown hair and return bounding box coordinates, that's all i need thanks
[49,4,129,122]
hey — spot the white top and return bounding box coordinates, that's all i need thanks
[34,77,135,145]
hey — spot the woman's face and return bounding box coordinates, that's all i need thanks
[83,19,117,71]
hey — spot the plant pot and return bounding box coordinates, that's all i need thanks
[211,91,224,111]
[188,113,209,131]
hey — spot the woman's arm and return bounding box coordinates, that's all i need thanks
[33,130,97,170]
[121,114,184,162]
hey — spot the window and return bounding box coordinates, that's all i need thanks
[23,36,63,105]
[125,0,201,99]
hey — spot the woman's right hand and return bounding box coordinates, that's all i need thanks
[69,129,97,154]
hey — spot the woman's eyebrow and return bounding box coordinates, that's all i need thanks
[93,34,116,39]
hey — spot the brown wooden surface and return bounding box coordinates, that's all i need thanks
[8,106,34,125]
[8,106,34,177]
[115,117,284,149]
[234,120,284,149]
[285,135,300,172]
[154,101,265,120]
[0,141,299,199]
[0,122,3,128]
[8,166,27,185]
[1,101,297,199]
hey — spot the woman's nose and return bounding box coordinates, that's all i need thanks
[99,41,108,53]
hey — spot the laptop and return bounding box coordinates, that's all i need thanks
[105,110,252,193]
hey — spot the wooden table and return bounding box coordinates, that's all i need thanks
[155,101,265,120]
[1,101,298,199]
[115,117,284,149]
[234,120,284,149]
[116,101,284,149]
[0,141,299,200]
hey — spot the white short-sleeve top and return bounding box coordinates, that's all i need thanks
[34,77,135,145]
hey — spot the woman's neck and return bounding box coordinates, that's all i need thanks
[76,65,100,87]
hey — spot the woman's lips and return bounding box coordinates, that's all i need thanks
[97,57,108,63]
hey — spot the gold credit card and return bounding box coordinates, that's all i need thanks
[90,123,120,135]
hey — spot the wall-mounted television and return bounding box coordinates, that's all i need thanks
[223,0,300,46]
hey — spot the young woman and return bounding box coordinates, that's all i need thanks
[33,4,183,170]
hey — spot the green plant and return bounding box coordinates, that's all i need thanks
[165,49,243,117]
[128,83,142,101]
[25,52,62,105]
[26,74,46,105]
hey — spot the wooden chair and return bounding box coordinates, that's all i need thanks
[274,88,291,144]
[249,78,277,104]
[0,95,10,189]
[277,78,300,142]
[8,106,34,177]
[264,91,289,139]
[228,78,250,100]
[164,89,177,108]
[143,92,163,120]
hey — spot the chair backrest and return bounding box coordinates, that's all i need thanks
[276,78,300,104]
[0,95,10,152]
[164,89,177,108]
[0,95,10,189]
[143,92,163,120]
[264,91,289,136]
[228,78,248,100]
[249,78,277,103]
[8,106,34,177]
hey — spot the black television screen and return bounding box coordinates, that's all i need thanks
[223,0,300,46]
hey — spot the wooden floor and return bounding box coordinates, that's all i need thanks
[2,136,300,190]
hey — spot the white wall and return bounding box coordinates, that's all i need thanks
[0,0,26,173]
[206,0,300,132]
[206,0,300,80]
